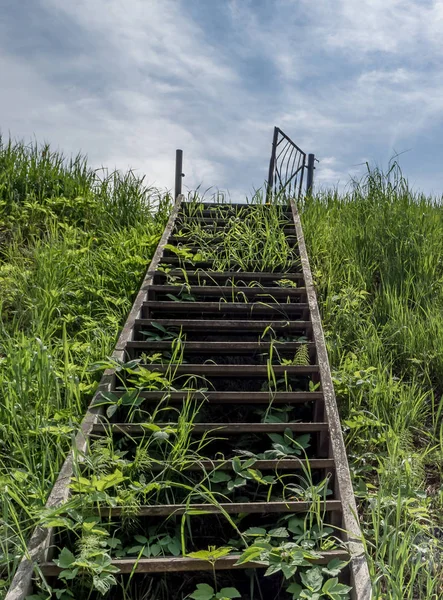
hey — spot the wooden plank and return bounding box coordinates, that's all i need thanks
[175,215,293,224]
[139,364,319,376]
[143,301,308,315]
[147,285,306,297]
[289,199,371,600]
[153,270,304,281]
[92,422,330,435]
[171,225,298,233]
[96,499,342,517]
[159,257,302,269]
[135,318,312,331]
[148,458,335,471]
[169,235,298,244]
[108,390,323,403]
[181,202,291,210]
[41,550,349,575]
[126,340,315,352]
[178,210,293,219]
[144,301,307,310]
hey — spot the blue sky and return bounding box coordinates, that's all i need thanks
[2,0,443,198]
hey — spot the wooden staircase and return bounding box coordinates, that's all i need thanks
[7,197,371,599]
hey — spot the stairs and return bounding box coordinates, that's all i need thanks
[7,198,371,599]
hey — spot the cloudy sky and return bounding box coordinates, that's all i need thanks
[2,0,443,198]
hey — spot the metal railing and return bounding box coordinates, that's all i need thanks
[267,127,315,199]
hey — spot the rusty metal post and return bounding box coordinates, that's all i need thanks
[175,149,184,199]
[266,127,278,200]
[306,153,315,196]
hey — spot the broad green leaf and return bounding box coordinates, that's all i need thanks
[189,583,214,600]
[295,433,311,448]
[264,563,282,577]
[167,537,181,556]
[281,562,297,579]
[300,566,323,591]
[246,468,266,484]
[287,582,303,598]
[134,535,148,544]
[287,517,304,534]
[268,527,289,538]
[92,572,117,595]
[140,423,161,432]
[290,550,309,566]
[227,477,246,491]
[54,547,76,569]
[58,568,78,580]
[322,577,352,596]
[241,457,257,470]
[106,403,118,419]
[216,588,241,599]
[210,471,231,483]
[126,545,144,554]
[158,535,172,546]
[243,527,267,537]
[188,546,231,562]
[235,546,264,565]
[322,558,349,577]
[43,518,72,529]
[231,456,243,475]
[69,476,92,492]
[94,469,127,491]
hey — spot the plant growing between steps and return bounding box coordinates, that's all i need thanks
[10,197,365,600]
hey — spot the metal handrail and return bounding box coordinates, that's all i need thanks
[267,127,315,199]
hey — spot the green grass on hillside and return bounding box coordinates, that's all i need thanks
[300,166,443,599]
[1,136,443,600]
[0,138,171,596]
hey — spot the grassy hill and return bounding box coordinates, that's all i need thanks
[301,166,443,598]
[0,138,171,596]
[0,138,442,599]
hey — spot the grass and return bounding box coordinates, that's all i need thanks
[2,136,442,600]
[300,164,443,599]
[0,137,171,596]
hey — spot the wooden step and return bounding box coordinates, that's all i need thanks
[142,301,308,318]
[96,499,341,517]
[153,270,304,282]
[92,422,329,435]
[140,364,319,376]
[159,257,302,269]
[148,284,304,297]
[126,340,315,352]
[41,550,349,576]
[105,390,323,404]
[134,318,312,332]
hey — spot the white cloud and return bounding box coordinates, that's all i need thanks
[1,0,443,196]
[296,0,443,56]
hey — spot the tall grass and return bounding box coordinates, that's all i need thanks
[2,136,443,599]
[0,137,171,595]
[300,164,443,599]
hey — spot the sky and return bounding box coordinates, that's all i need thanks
[2,0,443,199]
